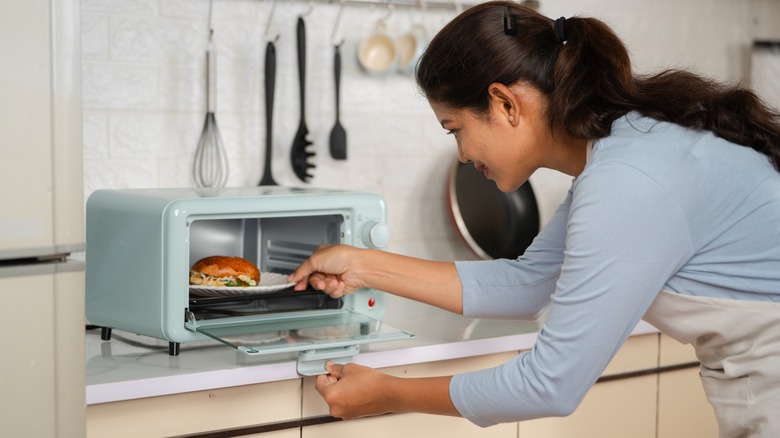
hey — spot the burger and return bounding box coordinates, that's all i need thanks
[189,256,261,287]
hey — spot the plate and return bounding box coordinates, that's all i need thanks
[189,273,296,297]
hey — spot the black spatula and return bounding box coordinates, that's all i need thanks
[259,40,277,186]
[329,44,347,160]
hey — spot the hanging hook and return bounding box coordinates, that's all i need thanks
[300,0,315,17]
[263,0,280,42]
[330,0,346,46]
[377,0,395,26]
[207,0,215,42]
[413,0,428,25]
[453,0,463,14]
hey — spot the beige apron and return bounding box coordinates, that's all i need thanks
[643,290,780,437]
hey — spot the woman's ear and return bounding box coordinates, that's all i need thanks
[488,82,520,126]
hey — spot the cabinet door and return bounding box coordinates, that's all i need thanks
[0,264,85,438]
[518,375,657,438]
[302,352,519,438]
[0,271,57,438]
[87,379,302,438]
[518,334,659,438]
[657,334,718,438]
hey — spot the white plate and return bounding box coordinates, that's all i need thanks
[189,273,296,297]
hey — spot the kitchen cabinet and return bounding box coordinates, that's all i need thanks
[85,332,721,437]
[518,334,659,438]
[301,352,520,438]
[85,352,520,438]
[86,379,302,438]
[657,334,718,438]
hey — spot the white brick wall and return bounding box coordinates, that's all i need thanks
[81,0,780,260]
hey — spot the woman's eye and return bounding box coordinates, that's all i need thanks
[446,129,457,136]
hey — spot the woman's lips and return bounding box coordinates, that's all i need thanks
[475,164,489,178]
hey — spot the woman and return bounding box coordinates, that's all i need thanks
[289,1,780,436]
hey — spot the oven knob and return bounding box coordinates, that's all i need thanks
[361,221,390,248]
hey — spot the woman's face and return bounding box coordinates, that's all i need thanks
[430,82,586,191]
[429,84,553,192]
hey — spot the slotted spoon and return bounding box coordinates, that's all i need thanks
[290,16,315,182]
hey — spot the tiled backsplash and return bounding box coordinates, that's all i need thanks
[81,0,779,261]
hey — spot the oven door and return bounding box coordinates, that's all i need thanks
[184,307,413,376]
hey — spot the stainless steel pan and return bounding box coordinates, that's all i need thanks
[447,159,540,259]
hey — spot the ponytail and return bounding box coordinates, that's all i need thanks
[631,71,780,170]
[416,1,780,171]
[548,16,636,140]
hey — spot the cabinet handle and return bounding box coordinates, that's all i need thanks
[596,361,699,384]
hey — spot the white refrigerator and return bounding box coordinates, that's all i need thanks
[0,0,85,437]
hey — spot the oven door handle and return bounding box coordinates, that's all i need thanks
[296,345,359,376]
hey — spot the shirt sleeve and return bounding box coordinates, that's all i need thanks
[455,188,572,319]
[450,162,694,427]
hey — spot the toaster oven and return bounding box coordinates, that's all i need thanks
[85,186,413,375]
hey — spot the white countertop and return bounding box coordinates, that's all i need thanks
[85,295,658,405]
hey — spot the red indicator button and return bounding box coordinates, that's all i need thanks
[368,298,376,308]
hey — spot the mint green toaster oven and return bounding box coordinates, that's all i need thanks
[86,186,412,375]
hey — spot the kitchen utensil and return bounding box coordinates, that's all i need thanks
[357,22,398,75]
[290,16,315,182]
[329,44,347,160]
[357,2,397,76]
[396,23,427,75]
[258,40,278,186]
[448,159,540,259]
[193,2,229,188]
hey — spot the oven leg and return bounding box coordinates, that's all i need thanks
[100,327,112,341]
[169,342,180,356]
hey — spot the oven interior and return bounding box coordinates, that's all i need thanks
[187,214,343,321]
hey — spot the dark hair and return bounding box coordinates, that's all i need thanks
[415,1,780,171]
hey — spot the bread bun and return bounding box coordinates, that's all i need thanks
[190,256,260,287]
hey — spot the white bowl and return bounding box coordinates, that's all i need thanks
[357,32,398,75]
[396,24,427,74]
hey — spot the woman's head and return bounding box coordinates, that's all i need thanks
[416,1,634,140]
[418,1,780,173]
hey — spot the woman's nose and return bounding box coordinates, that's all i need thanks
[457,147,470,164]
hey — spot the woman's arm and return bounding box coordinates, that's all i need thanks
[456,188,572,319]
[289,246,464,314]
[451,162,694,426]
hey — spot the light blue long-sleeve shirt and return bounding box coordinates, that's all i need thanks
[450,112,780,427]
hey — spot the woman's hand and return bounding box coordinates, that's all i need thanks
[315,361,460,420]
[288,244,366,298]
[315,362,395,420]
[289,244,463,313]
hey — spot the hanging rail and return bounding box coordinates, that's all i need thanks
[274,0,479,10]
[263,1,540,12]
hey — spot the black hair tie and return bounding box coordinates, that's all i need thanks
[554,17,567,43]
[504,6,518,36]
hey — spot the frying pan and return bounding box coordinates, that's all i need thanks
[447,159,540,260]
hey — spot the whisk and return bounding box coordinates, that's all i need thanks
[193,0,228,188]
